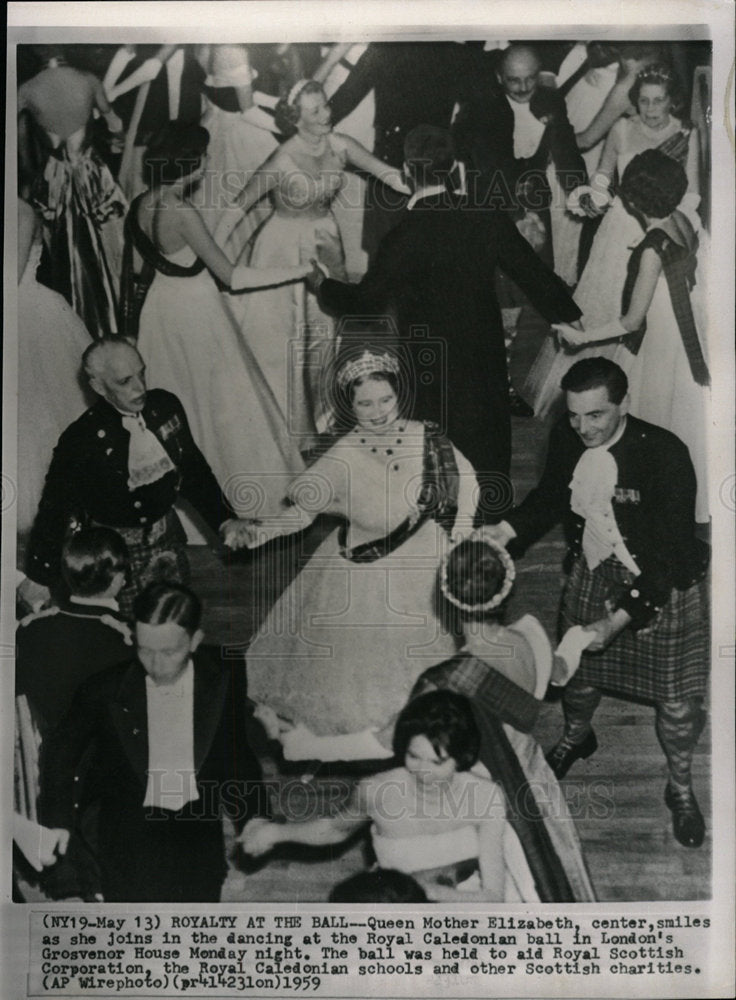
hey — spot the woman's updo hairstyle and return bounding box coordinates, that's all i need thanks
[619,148,688,220]
[393,691,480,773]
[274,79,326,137]
[629,63,685,119]
[440,537,515,622]
[144,122,210,188]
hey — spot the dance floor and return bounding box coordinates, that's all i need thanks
[188,303,712,904]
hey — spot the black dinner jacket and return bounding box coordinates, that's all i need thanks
[26,388,235,588]
[329,42,479,168]
[318,190,581,477]
[40,646,265,835]
[454,84,587,204]
[506,415,706,627]
[16,599,131,732]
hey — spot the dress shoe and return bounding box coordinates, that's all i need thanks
[545,730,598,779]
[508,387,534,417]
[665,783,705,848]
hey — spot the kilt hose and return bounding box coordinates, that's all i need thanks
[93,510,190,619]
[558,555,709,789]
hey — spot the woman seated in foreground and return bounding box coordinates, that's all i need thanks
[241,691,541,902]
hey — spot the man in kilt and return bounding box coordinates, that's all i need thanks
[488,357,709,848]
[26,338,250,617]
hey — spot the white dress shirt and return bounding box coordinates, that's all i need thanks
[507,95,546,160]
[143,660,199,811]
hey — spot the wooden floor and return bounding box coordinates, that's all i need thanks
[189,304,711,903]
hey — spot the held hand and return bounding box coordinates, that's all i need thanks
[475,523,515,549]
[578,192,607,219]
[305,258,326,293]
[238,818,281,857]
[515,210,547,251]
[38,828,71,868]
[220,518,261,550]
[582,609,630,652]
[384,169,411,195]
[17,579,52,614]
[552,322,587,349]
[254,704,294,741]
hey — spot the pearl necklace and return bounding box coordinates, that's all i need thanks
[354,424,407,470]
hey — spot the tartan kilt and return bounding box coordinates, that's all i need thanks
[560,555,709,703]
[94,510,190,619]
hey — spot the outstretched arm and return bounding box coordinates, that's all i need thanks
[338,133,410,193]
[232,150,280,213]
[575,77,632,152]
[555,246,661,347]
[313,43,354,84]
[239,785,368,854]
[179,201,310,289]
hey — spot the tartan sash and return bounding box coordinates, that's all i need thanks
[620,228,710,386]
[119,193,206,338]
[411,653,575,902]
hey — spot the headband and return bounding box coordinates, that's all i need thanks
[440,533,516,614]
[287,78,312,107]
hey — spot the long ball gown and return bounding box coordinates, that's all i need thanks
[246,422,477,756]
[614,224,710,521]
[199,44,279,255]
[134,237,304,519]
[225,134,349,449]
[32,124,127,337]
[551,51,618,287]
[525,115,697,419]
[17,237,93,534]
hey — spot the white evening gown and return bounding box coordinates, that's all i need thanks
[526,115,696,418]
[137,245,304,517]
[17,239,93,533]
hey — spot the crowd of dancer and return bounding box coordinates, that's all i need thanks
[13,39,711,903]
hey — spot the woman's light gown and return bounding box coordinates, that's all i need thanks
[246,424,477,751]
[136,244,304,518]
[526,115,697,419]
[225,135,349,448]
[17,238,93,534]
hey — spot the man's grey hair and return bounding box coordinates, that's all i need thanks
[82,336,140,379]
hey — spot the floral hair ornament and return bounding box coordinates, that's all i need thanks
[287,78,312,107]
[336,349,401,390]
[440,531,516,613]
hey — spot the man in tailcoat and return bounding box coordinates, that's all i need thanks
[26,338,247,617]
[312,125,582,519]
[453,42,586,252]
[40,582,269,902]
[328,41,478,257]
[489,358,710,849]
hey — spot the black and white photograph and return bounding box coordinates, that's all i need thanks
[2,2,734,998]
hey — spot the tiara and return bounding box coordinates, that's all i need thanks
[636,64,674,83]
[440,533,516,614]
[287,78,312,106]
[336,349,401,389]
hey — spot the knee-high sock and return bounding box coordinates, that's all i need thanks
[655,698,707,792]
[561,682,602,743]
